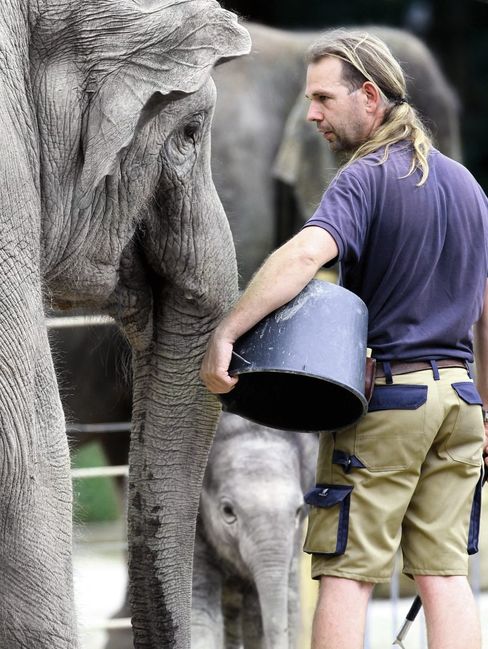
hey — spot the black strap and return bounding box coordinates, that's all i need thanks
[382,361,393,384]
[332,450,366,473]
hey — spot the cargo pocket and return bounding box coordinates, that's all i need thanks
[303,484,353,556]
[445,382,483,466]
[354,384,427,472]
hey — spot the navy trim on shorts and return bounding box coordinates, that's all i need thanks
[368,384,428,412]
[304,484,353,556]
[467,467,484,555]
[332,450,366,472]
[452,382,483,406]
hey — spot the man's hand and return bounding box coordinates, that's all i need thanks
[200,328,239,394]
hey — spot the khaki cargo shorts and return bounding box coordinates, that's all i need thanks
[304,366,485,583]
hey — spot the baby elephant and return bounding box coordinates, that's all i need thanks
[192,412,318,649]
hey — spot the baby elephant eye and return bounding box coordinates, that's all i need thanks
[220,500,237,524]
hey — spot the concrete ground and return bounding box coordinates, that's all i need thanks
[74,522,488,649]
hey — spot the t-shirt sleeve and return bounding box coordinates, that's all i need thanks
[303,167,372,265]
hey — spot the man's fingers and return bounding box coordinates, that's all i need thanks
[200,330,238,394]
[204,374,239,394]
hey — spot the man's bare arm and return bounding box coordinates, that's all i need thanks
[200,226,339,394]
[473,278,488,465]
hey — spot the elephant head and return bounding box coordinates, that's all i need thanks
[198,414,318,648]
[0,1,250,648]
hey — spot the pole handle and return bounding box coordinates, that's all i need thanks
[405,595,422,622]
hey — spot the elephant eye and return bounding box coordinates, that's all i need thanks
[182,113,204,143]
[220,500,237,524]
[163,112,206,171]
[183,120,200,141]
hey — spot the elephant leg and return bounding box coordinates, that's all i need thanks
[192,526,224,649]
[0,343,77,648]
[241,586,264,649]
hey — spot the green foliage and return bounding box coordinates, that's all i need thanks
[72,441,122,523]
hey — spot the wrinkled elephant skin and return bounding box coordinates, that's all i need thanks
[0,2,250,649]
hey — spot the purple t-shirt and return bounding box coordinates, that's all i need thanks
[304,142,488,361]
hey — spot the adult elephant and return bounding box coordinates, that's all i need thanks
[211,23,462,286]
[1,2,250,649]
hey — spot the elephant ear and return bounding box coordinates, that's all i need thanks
[272,92,338,226]
[79,0,251,195]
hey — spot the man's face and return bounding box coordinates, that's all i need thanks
[305,56,372,153]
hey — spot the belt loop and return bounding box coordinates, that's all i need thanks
[465,361,473,379]
[382,361,393,384]
[430,360,440,381]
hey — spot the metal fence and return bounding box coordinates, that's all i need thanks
[51,315,487,649]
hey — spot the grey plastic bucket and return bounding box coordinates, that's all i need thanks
[220,279,368,432]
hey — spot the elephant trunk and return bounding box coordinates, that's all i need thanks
[127,292,223,649]
[120,128,238,647]
[254,566,293,649]
[248,532,297,649]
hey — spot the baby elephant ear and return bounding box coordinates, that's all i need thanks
[79,1,251,196]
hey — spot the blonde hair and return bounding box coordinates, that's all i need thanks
[306,29,432,185]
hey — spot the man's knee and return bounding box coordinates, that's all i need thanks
[317,575,374,605]
[414,574,470,597]
[414,574,477,612]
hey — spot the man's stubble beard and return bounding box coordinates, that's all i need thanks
[328,136,363,165]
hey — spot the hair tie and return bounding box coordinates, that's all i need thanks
[395,97,407,105]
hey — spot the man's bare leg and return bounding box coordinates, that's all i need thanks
[415,575,481,649]
[311,576,373,649]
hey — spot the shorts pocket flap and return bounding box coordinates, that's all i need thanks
[304,484,353,556]
[368,384,428,412]
[304,484,353,508]
[452,382,483,405]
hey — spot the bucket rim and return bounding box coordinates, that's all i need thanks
[227,366,368,411]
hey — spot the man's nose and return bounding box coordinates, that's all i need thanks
[307,102,322,122]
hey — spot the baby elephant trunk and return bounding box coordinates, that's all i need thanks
[252,547,296,649]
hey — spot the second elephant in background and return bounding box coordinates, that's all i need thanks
[212,23,462,286]
[192,412,319,649]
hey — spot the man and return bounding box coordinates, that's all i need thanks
[201,29,488,649]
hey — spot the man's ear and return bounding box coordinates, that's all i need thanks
[362,81,382,110]
[78,1,251,200]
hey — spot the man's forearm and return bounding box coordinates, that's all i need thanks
[217,227,338,342]
[200,227,338,394]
